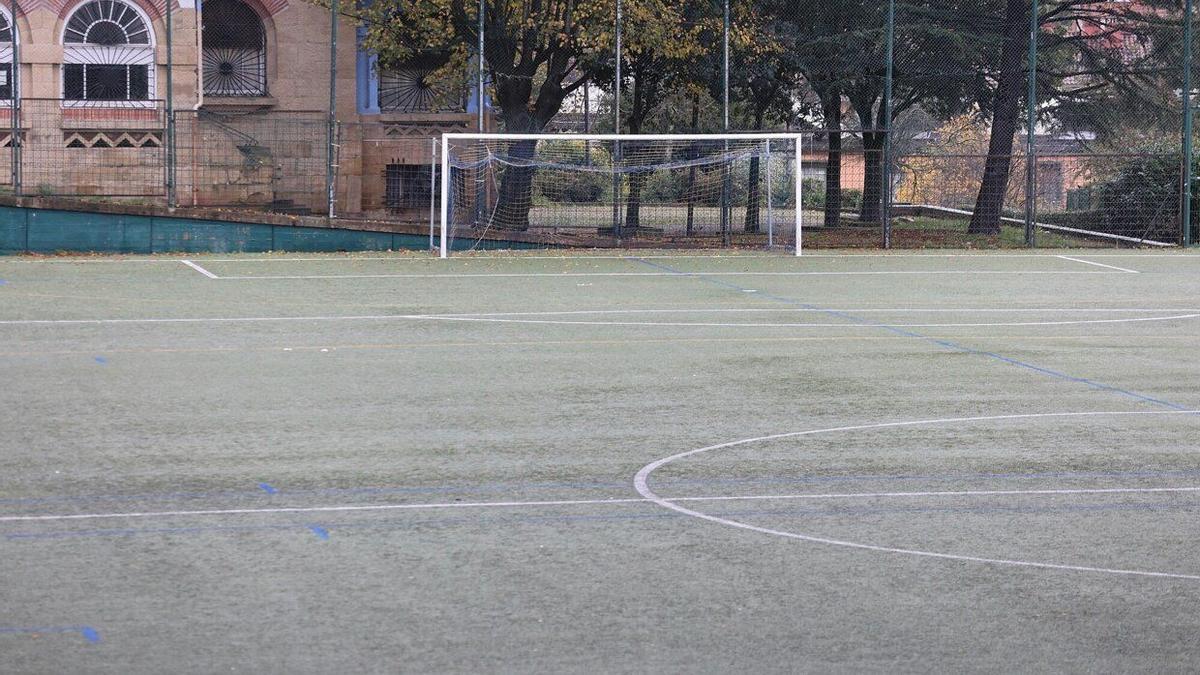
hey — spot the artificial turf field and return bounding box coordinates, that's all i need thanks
[2,250,1200,672]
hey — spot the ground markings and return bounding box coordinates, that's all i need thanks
[635,411,1200,581]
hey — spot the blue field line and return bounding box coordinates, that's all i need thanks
[4,522,307,541]
[257,482,279,495]
[0,487,281,506]
[0,625,100,643]
[93,356,107,365]
[4,498,1199,543]
[629,257,1194,411]
[6,468,1200,509]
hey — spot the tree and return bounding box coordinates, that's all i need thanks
[728,0,803,232]
[590,0,705,230]
[352,0,620,230]
[776,0,865,228]
[852,0,1003,226]
[967,0,1033,233]
[776,0,996,227]
[968,0,1177,233]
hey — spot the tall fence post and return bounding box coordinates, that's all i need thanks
[882,0,894,249]
[720,0,731,247]
[611,0,622,238]
[165,0,175,208]
[1024,0,1038,246]
[9,0,19,194]
[477,0,484,133]
[795,135,802,256]
[1184,0,1195,246]
[473,0,484,226]
[325,0,338,218]
[429,137,437,251]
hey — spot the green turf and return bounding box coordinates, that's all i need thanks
[2,250,1200,672]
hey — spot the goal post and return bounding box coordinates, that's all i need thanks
[438,132,804,257]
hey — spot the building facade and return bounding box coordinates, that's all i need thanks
[6,0,475,218]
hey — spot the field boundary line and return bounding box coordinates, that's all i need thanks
[4,484,1200,524]
[1056,255,1140,273]
[180,260,219,279]
[4,333,1199,358]
[1,253,1195,266]
[212,270,1126,280]
[3,311,1199,328]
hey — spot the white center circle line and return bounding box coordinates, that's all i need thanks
[634,410,1200,581]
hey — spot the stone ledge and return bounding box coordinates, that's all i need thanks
[201,96,280,111]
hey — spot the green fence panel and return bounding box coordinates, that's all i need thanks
[27,210,153,254]
[150,218,274,253]
[0,207,27,253]
[0,205,553,254]
[273,226,395,252]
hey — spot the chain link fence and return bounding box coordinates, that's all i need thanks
[173,110,329,214]
[14,99,167,199]
[6,0,1199,248]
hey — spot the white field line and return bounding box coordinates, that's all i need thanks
[214,270,1124,280]
[3,485,1200,524]
[635,410,1200,581]
[3,253,1198,263]
[202,253,1199,260]
[2,312,1199,328]
[1056,255,1140,273]
[426,308,1200,316]
[396,313,1200,328]
[180,260,219,279]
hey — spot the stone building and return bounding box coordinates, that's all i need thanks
[5,0,475,218]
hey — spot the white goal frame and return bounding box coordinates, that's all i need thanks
[438,132,804,258]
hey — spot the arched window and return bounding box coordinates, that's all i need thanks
[0,9,15,101]
[378,53,462,113]
[62,0,155,105]
[202,0,266,96]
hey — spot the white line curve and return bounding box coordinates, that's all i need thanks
[633,410,1200,581]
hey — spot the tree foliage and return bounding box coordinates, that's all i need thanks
[337,0,1193,236]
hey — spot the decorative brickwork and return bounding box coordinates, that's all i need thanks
[64,129,162,147]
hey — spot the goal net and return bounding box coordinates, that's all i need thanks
[437,133,802,256]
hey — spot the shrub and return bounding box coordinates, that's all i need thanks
[796,179,862,212]
[1092,154,1193,241]
[535,171,606,203]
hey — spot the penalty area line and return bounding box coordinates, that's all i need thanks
[180,260,219,279]
[1056,255,1140,274]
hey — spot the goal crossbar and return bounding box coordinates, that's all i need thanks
[443,132,808,142]
[438,132,803,258]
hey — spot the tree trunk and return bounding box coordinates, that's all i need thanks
[821,89,842,227]
[686,93,699,235]
[859,131,885,224]
[744,110,767,233]
[744,156,761,232]
[624,139,649,231]
[492,137,538,230]
[968,0,1031,235]
[626,170,648,230]
[489,68,569,230]
[622,68,654,232]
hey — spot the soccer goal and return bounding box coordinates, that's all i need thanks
[437,133,803,257]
